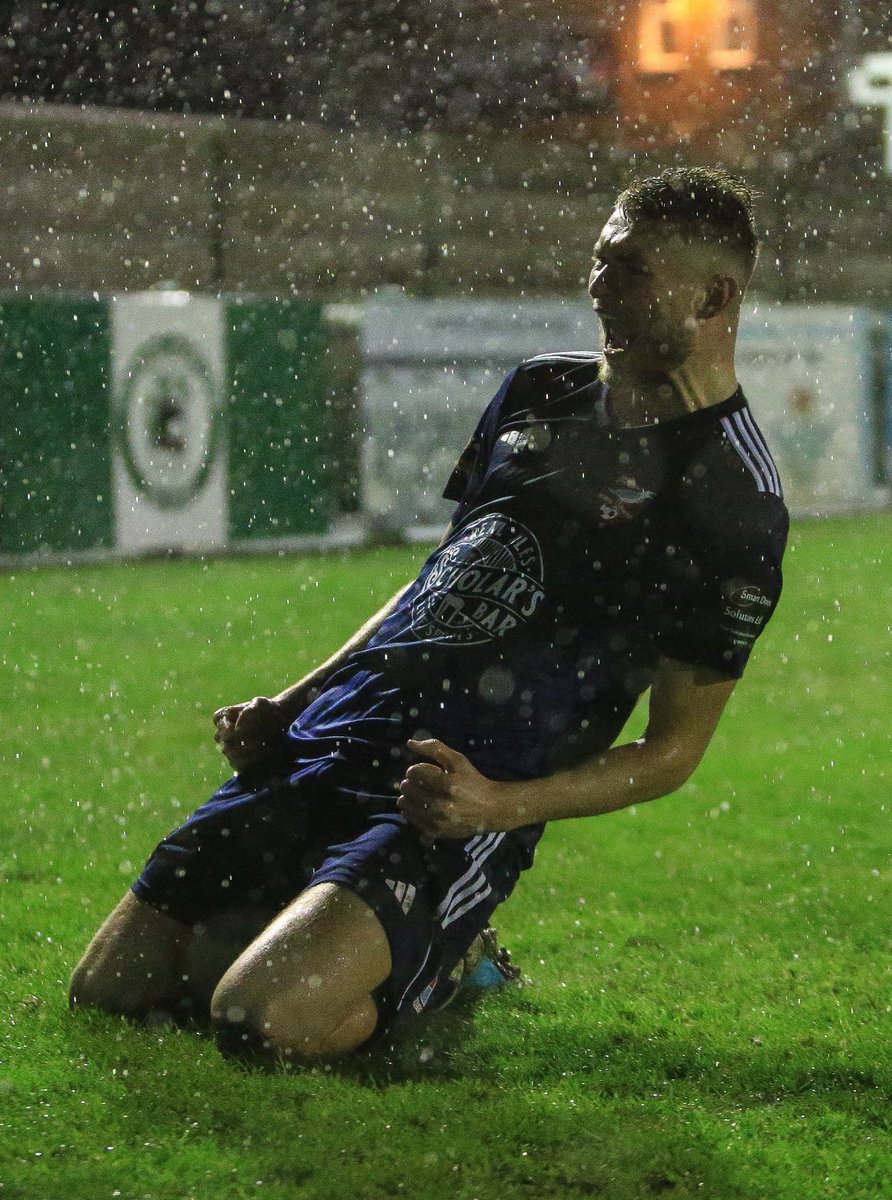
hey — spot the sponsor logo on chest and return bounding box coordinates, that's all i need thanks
[411,513,546,646]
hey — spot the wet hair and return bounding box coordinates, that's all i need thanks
[616,167,759,280]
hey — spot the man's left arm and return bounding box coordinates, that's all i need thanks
[397,657,736,839]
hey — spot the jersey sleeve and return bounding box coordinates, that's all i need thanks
[653,491,789,680]
[442,368,518,507]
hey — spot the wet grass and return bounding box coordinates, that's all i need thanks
[2,516,891,1200]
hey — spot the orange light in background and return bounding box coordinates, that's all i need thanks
[637,0,757,74]
[638,0,689,72]
[710,0,757,69]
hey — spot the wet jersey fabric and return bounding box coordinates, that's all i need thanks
[287,351,789,788]
[133,351,788,1024]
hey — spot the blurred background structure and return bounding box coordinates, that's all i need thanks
[0,0,890,558]
[1,0,891,301]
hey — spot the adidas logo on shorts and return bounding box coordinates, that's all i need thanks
[385,878,417,915]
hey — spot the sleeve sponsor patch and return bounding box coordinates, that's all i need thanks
[719,580,773,646]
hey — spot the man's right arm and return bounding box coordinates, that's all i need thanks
[213,580,412,774]
[215,521,457,775]
[272,578,414,717]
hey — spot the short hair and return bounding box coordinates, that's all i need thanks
[616,167,759,280]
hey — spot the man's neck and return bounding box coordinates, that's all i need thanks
[599,360,739,427]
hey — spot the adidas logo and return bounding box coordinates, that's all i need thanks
[385,878,417,915]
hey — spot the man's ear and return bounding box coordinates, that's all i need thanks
[695,275,739,319]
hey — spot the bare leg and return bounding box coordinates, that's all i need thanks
[69,893,278,1020]
[181,906,279,1012]
[211,882,392,1061]
[69,891,191,1017]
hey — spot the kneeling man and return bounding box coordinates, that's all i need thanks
[70,167,788,1061]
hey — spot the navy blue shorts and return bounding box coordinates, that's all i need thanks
[311,819,539,1025]
[132,762,542,1028]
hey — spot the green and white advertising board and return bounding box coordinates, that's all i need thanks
[0,292,332,561]
[112,292,227,553]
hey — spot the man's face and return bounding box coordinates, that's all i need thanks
[588,209,704,382]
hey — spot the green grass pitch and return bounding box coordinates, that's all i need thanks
[2,513,890,1199]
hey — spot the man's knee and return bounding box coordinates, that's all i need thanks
[209,882,390,1060]
[69,947,160,1018]
[209,982,317,1060]
[68,957,110,1012]
[210,975,288,1061]
[69,891,190,1018]
[210,971,369,1060]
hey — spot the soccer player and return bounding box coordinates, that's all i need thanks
[70,167,788,1061]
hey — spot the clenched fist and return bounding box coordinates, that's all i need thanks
[397,738,519,840]
[213,696,291,775]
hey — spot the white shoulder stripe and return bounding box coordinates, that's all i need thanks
[720,414,781,496]
[720,416,766,491]
[441,845,502,923]
[434,833,497,918]
[737,408,782,496]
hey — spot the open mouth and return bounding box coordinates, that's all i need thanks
[596,312,634,353]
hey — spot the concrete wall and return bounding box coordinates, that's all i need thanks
[2,100,890,307]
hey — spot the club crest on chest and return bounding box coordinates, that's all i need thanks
[597,476,656,522]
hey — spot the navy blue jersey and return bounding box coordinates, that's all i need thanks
[287,353,788,789]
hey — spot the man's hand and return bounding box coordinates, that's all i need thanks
[213,696,292,775]
[397,738,517,840]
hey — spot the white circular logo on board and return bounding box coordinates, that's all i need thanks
[411,513,545,645]
[116,333,221,508]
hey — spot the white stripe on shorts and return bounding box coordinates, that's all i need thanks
[434,833,498,919]
[397,936,435,1013]
[441,881,493,929]
[437,833,506,927]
